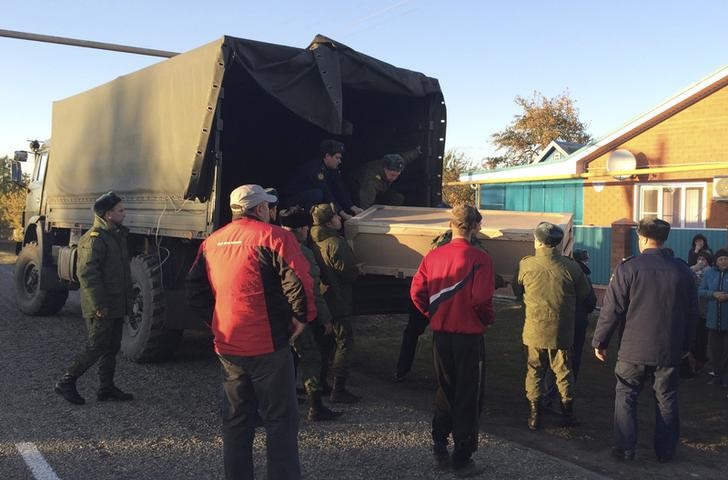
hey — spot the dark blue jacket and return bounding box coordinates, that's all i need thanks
[283,157,354,213]
[592,248,698,366]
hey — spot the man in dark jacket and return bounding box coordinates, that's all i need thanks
[593,218,698,463]
[282,140,362,220]
[55,192,134,405]
[513,222,592,431]
[186,185,316,480]
[410,205,495,476]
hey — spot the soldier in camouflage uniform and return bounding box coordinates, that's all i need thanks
[347,147,421,210]
[278,206,342,421]
[54,192,134,405]
[512,222,591,431]
[395,209,505,382]
[309,203,361,403]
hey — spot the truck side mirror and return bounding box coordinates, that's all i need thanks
[11,161,23,184]
[13,150,28,162]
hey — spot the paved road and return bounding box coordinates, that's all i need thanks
[0,252,607,480]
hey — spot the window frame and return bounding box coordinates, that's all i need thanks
[633,182,707,228]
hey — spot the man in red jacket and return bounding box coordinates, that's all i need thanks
[186,184,316,480]
[410,205,495,477]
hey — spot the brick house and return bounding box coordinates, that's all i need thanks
[460,65,728,284]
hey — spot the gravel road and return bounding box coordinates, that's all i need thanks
[0,252,607,480]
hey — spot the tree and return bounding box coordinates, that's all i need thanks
[0,156,27,240]
[441,150,476,206]
[490,91,592,168]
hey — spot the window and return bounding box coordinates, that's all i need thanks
[636,183,705,228]
[480,185,505,210]
[33,152,49,183]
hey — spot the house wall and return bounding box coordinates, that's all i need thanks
[584,84,728,227]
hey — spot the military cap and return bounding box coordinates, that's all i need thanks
[382,154,405,172]
[534,221,564,247]
[311,203,337,226]
[93,191,123,217]
[279,206,312,229]
[320,139,345,156]
[636,217,670,242]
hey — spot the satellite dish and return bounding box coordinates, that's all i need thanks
[607,149,636,180]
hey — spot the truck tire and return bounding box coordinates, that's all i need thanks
[15,243,69,315]
[122,254,182,362]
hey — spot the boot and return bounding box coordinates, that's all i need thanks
[527,399,541,431]
[55,373,85,405]
[330,376,361,403]
[97,385,134,402]
[307,391,343,421]
[560,400,579,427]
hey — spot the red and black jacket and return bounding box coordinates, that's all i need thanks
[410,238,495,334]
[186,216,316,357]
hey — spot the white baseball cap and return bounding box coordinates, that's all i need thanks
[230,184,277,211]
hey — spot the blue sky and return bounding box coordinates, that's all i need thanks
[2,0,728,164]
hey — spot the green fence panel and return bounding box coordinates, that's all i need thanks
[573,226,612,284]
[629,227,727,260]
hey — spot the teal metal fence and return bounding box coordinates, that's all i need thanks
[573,226,612,284]
[629,228,727,260]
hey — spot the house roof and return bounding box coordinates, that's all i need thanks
[530,140,587,164]
[461,63,728,183]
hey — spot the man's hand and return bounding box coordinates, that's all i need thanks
[350,206,364,215]
[289,318,306,344]
[94,307,109,319]
[339,211,352,221]
[323,323,333,335]
[594,348,607,362]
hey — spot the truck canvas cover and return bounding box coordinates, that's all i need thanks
[45,35,445,206]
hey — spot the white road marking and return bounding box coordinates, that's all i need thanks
[15,442,61,480]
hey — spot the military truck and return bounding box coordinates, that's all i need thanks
[11,35,447,361]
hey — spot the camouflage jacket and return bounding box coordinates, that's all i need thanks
[349,148,420,209]
[310,225,359,318]
[77,216,133,319]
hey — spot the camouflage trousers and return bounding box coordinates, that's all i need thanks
[293,325,322,394]
[524,346,575,403]
[67,316,124,389]
[330,315,354,379]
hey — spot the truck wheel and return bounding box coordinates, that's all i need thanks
[122,254,182,362]
[15,243,69,315]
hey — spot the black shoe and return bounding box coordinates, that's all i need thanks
[97,385,134,402]
[307,392,342,421]
[611,447,635,460]
[432,449,450,470]
[54,374,85,405]
[657,454,673,463]
[394,371,407,383]
[452,459,485,478]
[330,377,361,404]
[560,400,580,427]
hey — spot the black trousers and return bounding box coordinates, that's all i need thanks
[218,348,300,480]
[396,305,429,375]
[432,331,485,463]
